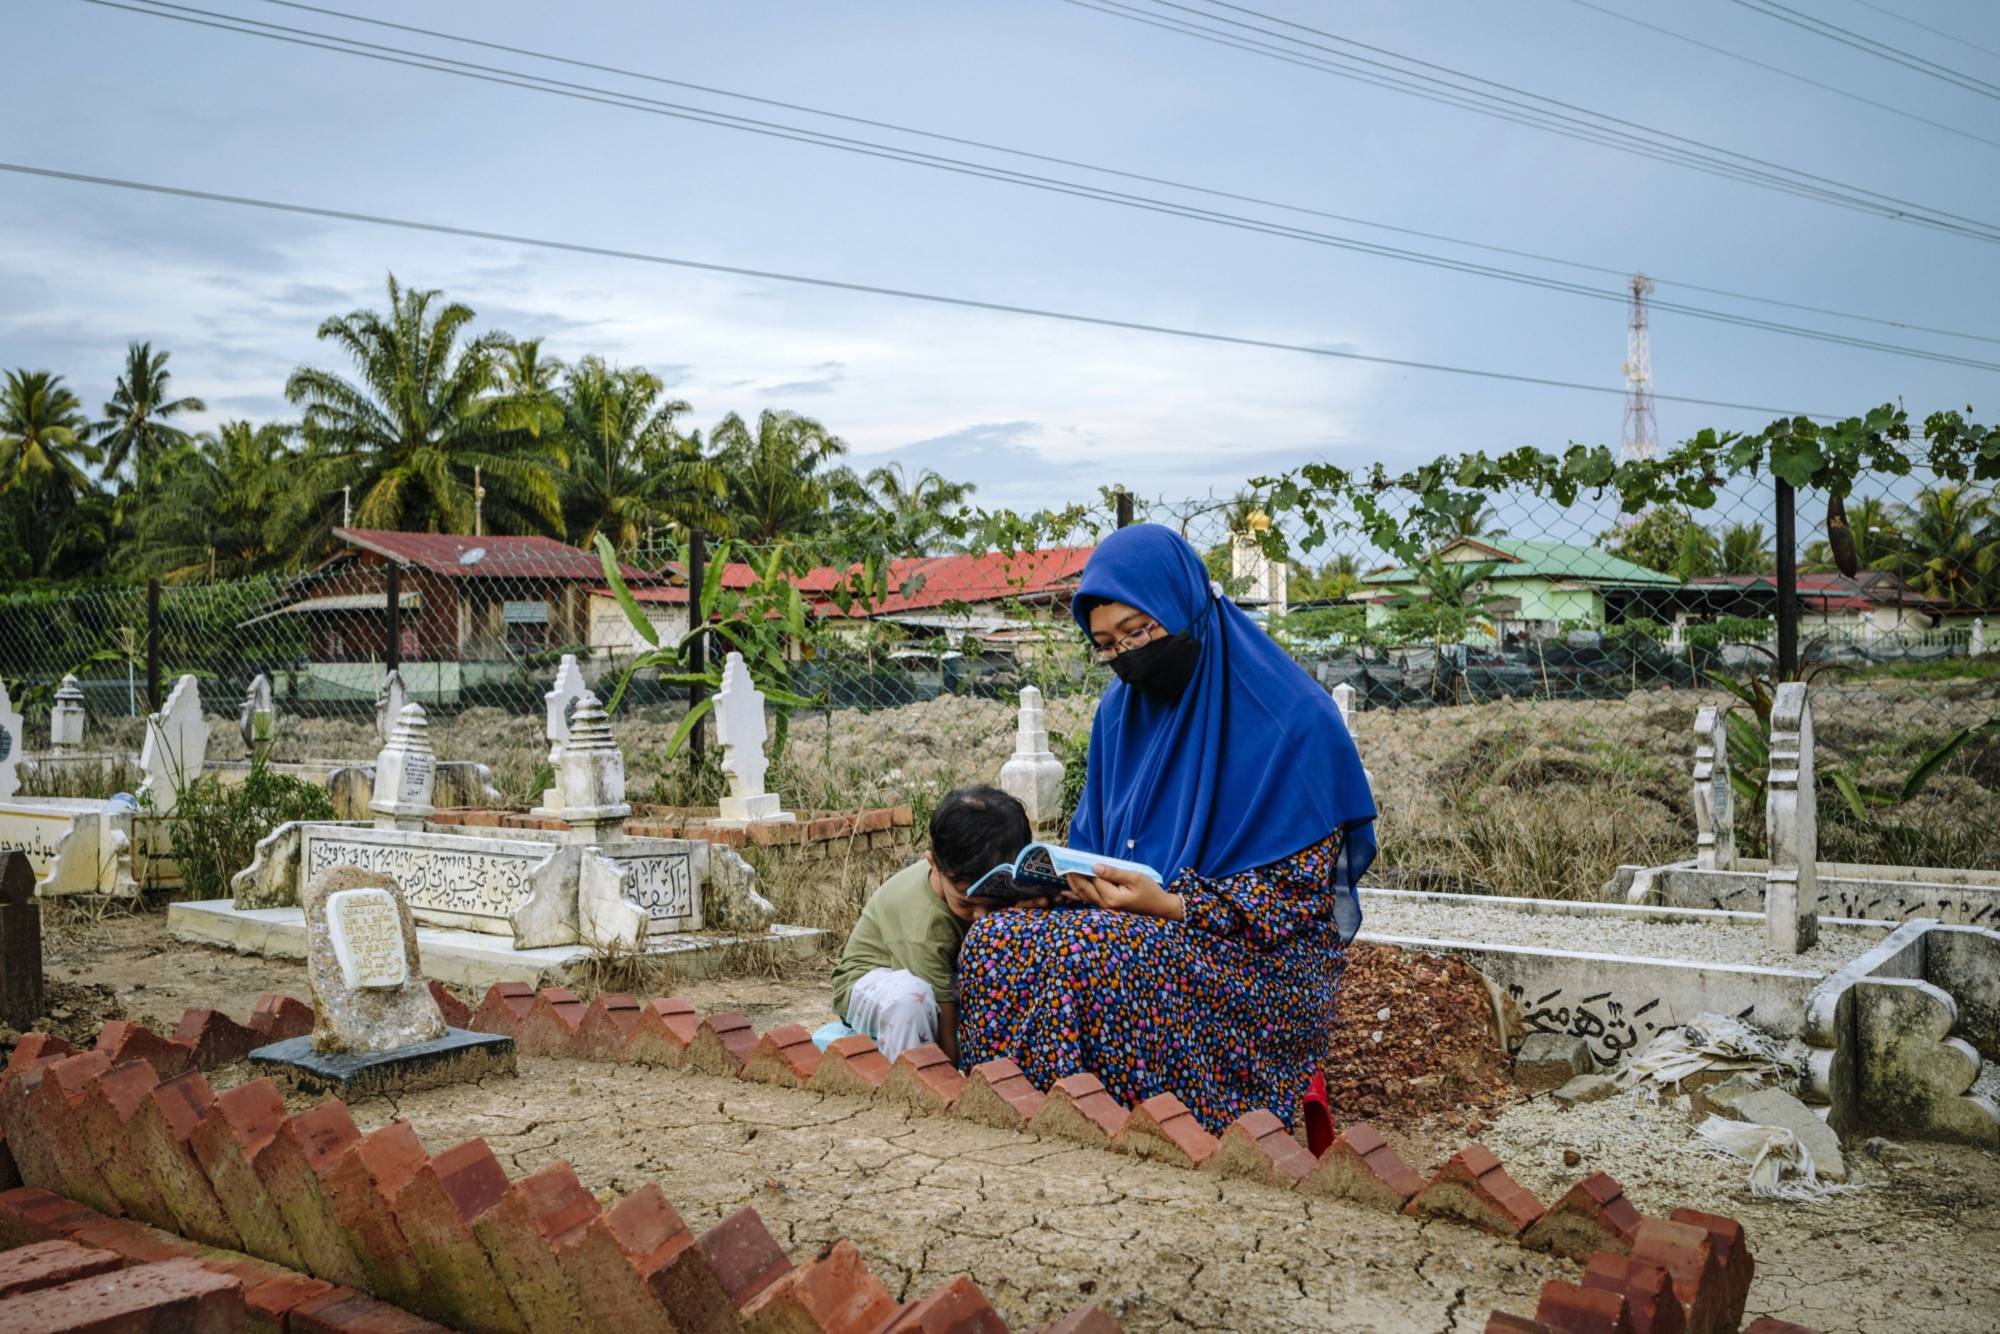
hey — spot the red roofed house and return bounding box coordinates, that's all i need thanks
[1691,570,1949,639]
[588,546,1096,656]
[248,529,660,702]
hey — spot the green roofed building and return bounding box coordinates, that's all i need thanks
[1358,536,1686,642]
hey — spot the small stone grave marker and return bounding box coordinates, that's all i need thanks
[49,676,86,753]
[370,703,436,829]
[238,674,274,758]
[714,653,791,823]
[0,850,44,1029]
[998,686,1064,831]
[248,863,513,1097]
[544,654,587,761]
[138,675,209,815]
[1764,682,1819,953]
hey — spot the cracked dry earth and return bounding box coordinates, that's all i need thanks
[344,1058,1569,1333]
[50,914,2000,1331]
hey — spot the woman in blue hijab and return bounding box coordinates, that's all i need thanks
[956,523,1377,1132]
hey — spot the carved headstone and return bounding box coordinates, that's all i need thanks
[49,676,86,754]
[540,693,630,841]
[0,680,21,800]
[997,686,1065,831]
[369,703,435,830]
[544,654,588,762]
[1693,705,1737,871]
[714,653,791,823]
[1765,683,1819,953]
[301,864,445,1053]
[326,766,375,821]
[0,851,44,1029]
[1332,682,1357,729]
[374,669,407,745]
[238,674,275,759]
[1973,618,1988,658]
[138,675,209,816]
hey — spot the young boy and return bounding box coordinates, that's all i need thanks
[826,785,1032,1062]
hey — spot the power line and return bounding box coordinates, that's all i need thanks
[85,0,2000,369]
[1725,0,2000,103]
[0,160,1837,418]
[1558,0,2000,155]
[1071,0,2000,244]
[228,0,2000,348]
[1839,0,2000,66]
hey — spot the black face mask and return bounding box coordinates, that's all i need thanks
[1109,631,1201,704]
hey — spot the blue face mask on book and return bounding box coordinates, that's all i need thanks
[964,843,1164,904]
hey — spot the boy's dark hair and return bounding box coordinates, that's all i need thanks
[928,785,1032,886]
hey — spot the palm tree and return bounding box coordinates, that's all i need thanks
[1891,484,1999,607]
[0,370,106,577]
[1450,503,1508,540]
[130,421,293,581]
[496,337,566,443]
[96,342,206,499]
[560,356,725,553]
[862,461,975,551]
[709,408,856,542]
[1718,521,1775,577]
[278,275,563,557]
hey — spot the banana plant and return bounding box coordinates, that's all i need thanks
[594,535,819,762]
[1710,645,1983,830]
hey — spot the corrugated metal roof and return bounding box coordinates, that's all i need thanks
[334,528,655,582]
[601,547,1095,618]
[1363,537,1681,588]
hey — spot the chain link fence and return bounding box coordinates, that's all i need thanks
[3,470,1994,896]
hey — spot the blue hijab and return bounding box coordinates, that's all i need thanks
[1067,524,1377,941]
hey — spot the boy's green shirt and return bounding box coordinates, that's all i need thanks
[832,859,970,1021]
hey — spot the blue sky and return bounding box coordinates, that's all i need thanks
[6,0,1999,517]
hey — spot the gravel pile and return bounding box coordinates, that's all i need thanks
[1358,896,1881,972]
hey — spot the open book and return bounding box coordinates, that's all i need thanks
[964,843,1164,904]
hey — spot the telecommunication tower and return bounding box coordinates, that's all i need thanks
[1621,273,1657,462]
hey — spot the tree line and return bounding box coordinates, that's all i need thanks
[0,274,979,584]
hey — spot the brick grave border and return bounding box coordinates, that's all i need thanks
[0,985,1822,1334]
[0,990,1114,1333]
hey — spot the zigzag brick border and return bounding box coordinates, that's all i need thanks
[453,983,1816,1334]
[0,993,1117,1332]
[0,984,1820,1333]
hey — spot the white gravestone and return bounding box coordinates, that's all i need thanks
[1764,683,1819,953]
[1331,683,1372,787]
[0,681,21,800]
[326,886,410,989]
[374,669,407,745]
[997,687,1065,830]
[544,654,588,762]
[49,676,86,753]
[369,703,436,829]
[714,653,792,823]
[1973,618,1987,658]
[538,692,631,840]
[238,674,274,758]
[138,675,208,816]
[1693,705,1737,872]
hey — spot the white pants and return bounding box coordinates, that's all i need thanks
[844,968,939,1062]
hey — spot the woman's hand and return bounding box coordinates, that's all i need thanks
[1062,863,1185,920]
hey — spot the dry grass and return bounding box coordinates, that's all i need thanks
[50,673,1996,929]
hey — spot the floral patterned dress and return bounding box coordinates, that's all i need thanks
[956,832,1347,1132]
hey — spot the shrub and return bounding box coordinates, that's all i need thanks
[166,762,334,900]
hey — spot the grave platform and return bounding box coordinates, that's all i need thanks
[248,1027,516,1098]
[167,897,826,988]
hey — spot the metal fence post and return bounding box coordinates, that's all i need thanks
[385,564,403,673]
[1115,490,1134,529]
[1775,479,1799,677]
[145,578,161,712]
[687,529,707,769]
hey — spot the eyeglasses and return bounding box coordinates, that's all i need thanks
[1091,619,1163,661]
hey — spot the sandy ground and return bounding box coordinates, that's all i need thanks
[32,908,2000,1333]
